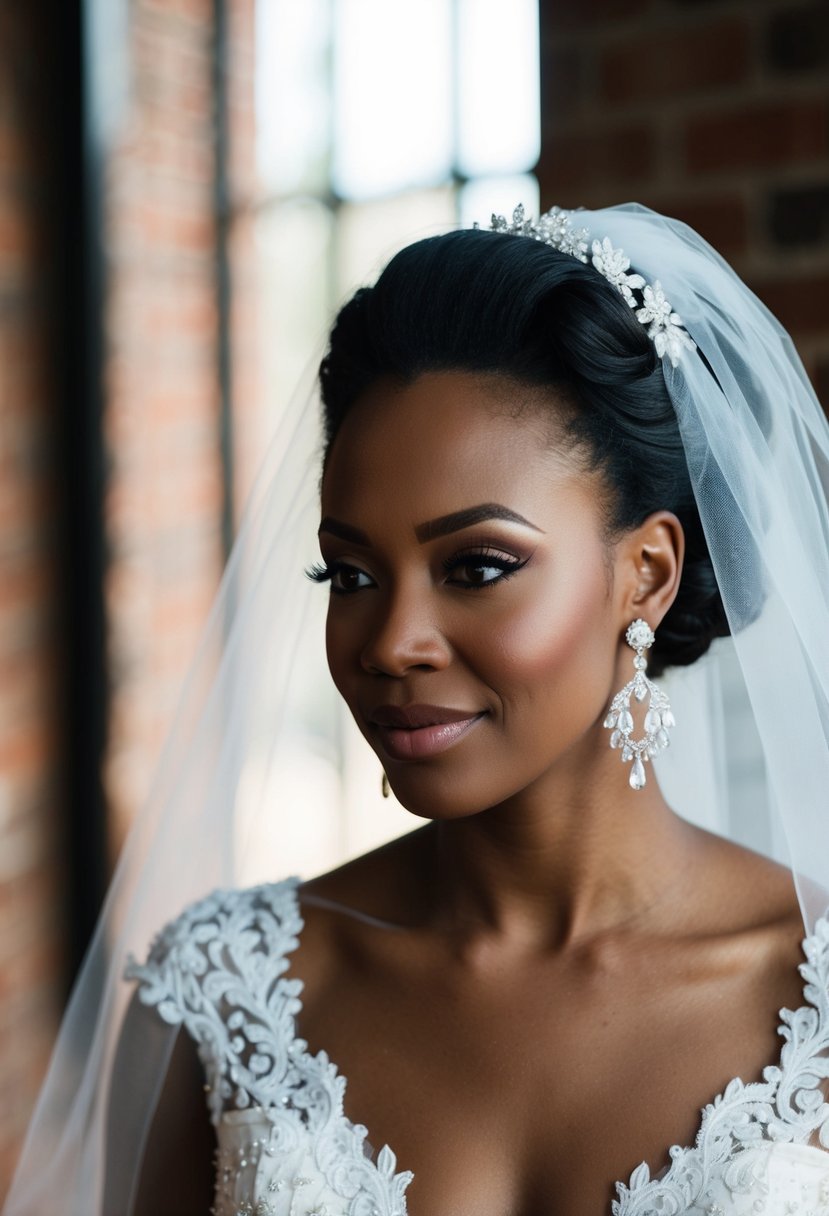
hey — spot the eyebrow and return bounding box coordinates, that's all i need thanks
[318,503,544,546]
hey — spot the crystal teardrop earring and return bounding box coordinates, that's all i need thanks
[381,771,390,799]
[603,618,675,790]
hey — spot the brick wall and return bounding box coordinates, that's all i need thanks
[0,0,257,1199]
[0,1,67,1193]
[102,0,229,856]
[538,0,829,398]
[226,0,262,511]
[103,0,259,862]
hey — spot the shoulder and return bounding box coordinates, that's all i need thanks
[125,877,303,1024]
[298,823,435,924]
[690,829,805,934]
[288,826,436,1008]
[683,830,820,1005]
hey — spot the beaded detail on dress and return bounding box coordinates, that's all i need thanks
[126,879,829,1216]
[125,877,412,1216]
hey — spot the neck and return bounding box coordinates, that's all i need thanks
[427,743,698,949]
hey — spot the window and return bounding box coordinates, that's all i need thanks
[236,2,541,881]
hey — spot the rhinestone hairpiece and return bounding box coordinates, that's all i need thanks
[478,204,697,368]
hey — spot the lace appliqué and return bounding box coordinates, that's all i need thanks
[125,878,412,1216]
[127,882,829,1216]
[613,918,829,1215]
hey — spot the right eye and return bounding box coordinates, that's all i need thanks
[306,561,375,594]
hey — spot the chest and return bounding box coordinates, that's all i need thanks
[132,885,829,1216]
[294,938,804,1216]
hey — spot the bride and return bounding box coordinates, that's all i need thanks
[6,204,829,1216]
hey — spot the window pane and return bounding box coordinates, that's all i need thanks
[336,187,456,298]
[256,198,334,429]
[333,0,454,201]
[256,0,331,195]
[459,174,540,230]
[457,0,540,178]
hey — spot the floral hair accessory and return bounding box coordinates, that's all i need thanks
[479,204,697,368]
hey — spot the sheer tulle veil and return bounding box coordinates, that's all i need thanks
[4,202,829,1214]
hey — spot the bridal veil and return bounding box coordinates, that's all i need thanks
[4,202,829,1214]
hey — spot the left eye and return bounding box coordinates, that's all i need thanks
[331,565,374,593]
[444,554,524,588]
[305,561,375,594]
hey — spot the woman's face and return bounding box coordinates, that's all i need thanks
[318,371,626,818]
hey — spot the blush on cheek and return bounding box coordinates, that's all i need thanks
[325,615,378,750]
[487,560,614,751]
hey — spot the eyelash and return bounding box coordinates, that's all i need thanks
[305,561,370,595]
[305,549,527,594]
[306,561,348,587]
[442,549,526,589]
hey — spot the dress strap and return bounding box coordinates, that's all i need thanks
[125,877,304,1124]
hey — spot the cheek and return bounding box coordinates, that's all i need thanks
[325,607,372,722]
[478,557,615,731]
[325,612,353,698]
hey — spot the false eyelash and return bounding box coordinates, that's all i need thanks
[306,553,527,592]
[442,551,527,588]
[305,561,334,583]
[442,552,518,573]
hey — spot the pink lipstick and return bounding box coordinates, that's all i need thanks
[369,704,486,761]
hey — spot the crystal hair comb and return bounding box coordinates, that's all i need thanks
[479,205,697,368]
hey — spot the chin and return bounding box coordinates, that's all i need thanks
[382,765,524,821]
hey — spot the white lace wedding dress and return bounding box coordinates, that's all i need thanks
[126,877,829,1216]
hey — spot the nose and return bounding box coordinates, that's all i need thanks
[360,588,451,677]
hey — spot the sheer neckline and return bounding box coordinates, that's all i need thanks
[283,876,829,1213]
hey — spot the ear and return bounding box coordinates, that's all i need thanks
[616,511,685,631]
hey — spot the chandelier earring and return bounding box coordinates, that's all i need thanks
[603,618,675,791]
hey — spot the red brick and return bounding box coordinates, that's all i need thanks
[685,100,829,174]
[539,123,656,194]
[541,0,649,33]
[766,3,829,75]
[769,183,829,248]
[750,273,829,337]
[645,193,749,258]
[0,205,38,260]
[813,353,829,413]
[600,19,750,104]
[542,47,585,122]
[0,62,63,1210]
[0,0,251,1200]
[0,720,55,776]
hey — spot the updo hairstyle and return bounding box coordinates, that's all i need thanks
[319,228,731,677]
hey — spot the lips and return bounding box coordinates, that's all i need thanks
[370,704,481,729]
[368,704,486,761]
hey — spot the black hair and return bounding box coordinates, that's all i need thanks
[319,228,731,676]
